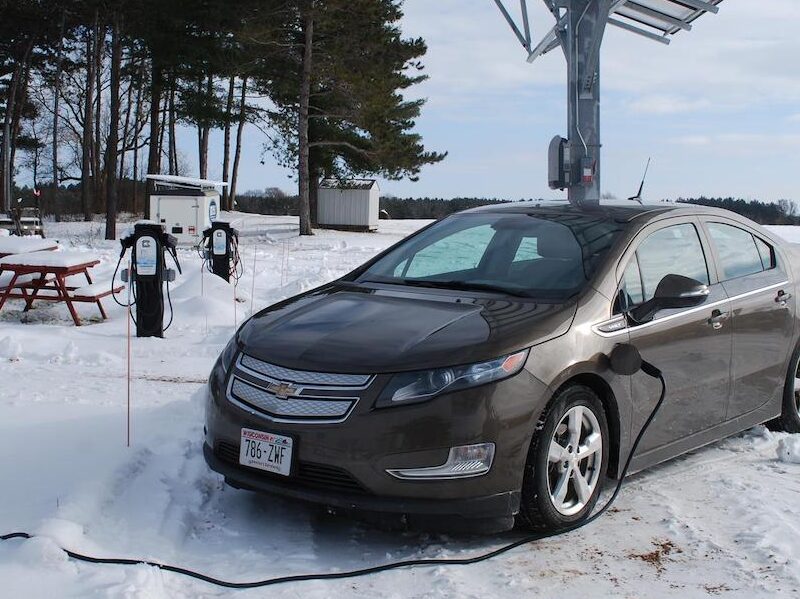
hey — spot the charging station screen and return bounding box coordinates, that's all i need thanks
[136,237,158,276]
[213,230,226,255]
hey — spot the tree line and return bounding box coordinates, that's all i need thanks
[0,0,445,237]
[228,193,799,223]
[676,197,799,225]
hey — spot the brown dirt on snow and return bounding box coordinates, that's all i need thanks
[628,539,682,573]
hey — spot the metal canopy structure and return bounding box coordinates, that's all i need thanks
[493,0,723,207]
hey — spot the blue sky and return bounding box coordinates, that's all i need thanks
[193,0,800,203]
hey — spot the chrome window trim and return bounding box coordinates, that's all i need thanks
[593,281,789,338]
[225,374,359,425]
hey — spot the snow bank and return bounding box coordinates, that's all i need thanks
[766,225,800,244]
[0,237,58,255]
[0,335,23,361]
[777,436,800,463]
[3,215,800,598]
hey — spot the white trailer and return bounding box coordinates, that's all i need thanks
[146,175,227,244]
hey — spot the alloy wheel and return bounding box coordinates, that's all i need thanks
[794,362,800,416]
[547,405,604,516]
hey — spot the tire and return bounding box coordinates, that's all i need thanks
[518,385,609,532]
[777,346,800,433]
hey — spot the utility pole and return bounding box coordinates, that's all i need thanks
[562,0,611,206]
[493,0,722,208]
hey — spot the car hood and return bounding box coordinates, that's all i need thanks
[238,283,578,374]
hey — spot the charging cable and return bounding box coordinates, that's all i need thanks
[1,361,665,590]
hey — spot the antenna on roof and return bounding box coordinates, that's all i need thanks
[627,157,651,205]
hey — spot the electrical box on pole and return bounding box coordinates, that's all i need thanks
[493,0,723,207]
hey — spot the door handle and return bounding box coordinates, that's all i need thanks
[707,309,729,330]
[776,290,792,306]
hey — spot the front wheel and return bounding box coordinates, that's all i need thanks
[518,385,609,532]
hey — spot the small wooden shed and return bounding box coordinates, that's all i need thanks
[317,178,380,232]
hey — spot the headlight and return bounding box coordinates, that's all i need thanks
[218,336,239,373]
[375,349,529,408]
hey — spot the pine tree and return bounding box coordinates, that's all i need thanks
[263,0,445,235]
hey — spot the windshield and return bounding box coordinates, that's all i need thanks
[356,211,627,300]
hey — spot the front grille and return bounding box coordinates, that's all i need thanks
[228,354,375,423]
[215,441,368,495]
[231,379,354,419]
[239,354,372,387]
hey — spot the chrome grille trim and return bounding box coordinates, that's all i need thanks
[238,354,373,388]
[230,379,354,419]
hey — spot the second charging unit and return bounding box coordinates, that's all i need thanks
[202,221,240,283]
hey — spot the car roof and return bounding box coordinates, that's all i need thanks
[458,201,751,224]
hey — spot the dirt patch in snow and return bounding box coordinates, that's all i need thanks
[703,583,733,595]
[628,539,682,573]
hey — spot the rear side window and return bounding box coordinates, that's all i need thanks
[618,223,709,310]
[755,236,775,270]
[706,222,774,281]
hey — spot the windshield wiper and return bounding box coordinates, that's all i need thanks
[367,278,530,298]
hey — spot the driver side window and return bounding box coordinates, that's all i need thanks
[617,223,710,313]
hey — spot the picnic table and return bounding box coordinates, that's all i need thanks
[0,236,58,258]
[0,250,123,326]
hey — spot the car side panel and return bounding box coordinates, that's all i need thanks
[698,218,796,420]
[609,216,733,453]
[524,290,633,479]
[720,270,794,419]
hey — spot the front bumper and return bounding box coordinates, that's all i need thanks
[204,443,520,531]
[203,357,550,531]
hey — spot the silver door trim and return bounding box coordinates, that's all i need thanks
[593,281,789,338]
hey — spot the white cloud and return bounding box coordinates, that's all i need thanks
[384,1,800,202]
[669,133,800,156]
[629,95,712,115]
[670,135,712,146]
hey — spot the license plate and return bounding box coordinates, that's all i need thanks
[239,428,293,476]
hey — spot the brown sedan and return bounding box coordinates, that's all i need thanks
[204,203,800,533]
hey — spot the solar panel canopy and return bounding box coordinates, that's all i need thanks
[492,0,725,206]
[611,0,723,37]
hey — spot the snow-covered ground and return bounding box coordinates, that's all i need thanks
[0,214,799,598]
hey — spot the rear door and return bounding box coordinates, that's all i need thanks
[701,220,795,419]
[616,218,732,453]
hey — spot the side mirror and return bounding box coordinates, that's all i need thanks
[628,274,709,324]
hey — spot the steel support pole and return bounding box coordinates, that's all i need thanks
[564,0,610,207]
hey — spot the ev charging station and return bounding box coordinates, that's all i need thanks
[493,0,723,207]
[118,221,182,338]
[201,221,240,283]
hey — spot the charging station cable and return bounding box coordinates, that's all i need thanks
[1,362,665,590]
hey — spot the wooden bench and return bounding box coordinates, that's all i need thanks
[0,272,54,293]
[69,283,125,319]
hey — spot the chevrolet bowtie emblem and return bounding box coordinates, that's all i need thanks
[269,381,299,399]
